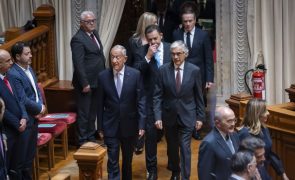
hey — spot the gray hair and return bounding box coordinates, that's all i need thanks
[111,45,127,56]
[239,136,265,152]
[80,11,95,21]
[170,40,189,55]
[214,106,233,122]
[231,150,254,173]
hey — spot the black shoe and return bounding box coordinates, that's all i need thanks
[192,129,202,140]
[134,147,143,155]
[147,172,157,180]
[170,172,180,180]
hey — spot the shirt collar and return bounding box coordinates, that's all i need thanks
[0,73,5,80]
[157,42,163,52]
[15,63,30,71]
[113,65,125,76]
[185,26,195,36]
[174,61,185,70]
[231,174,246,180]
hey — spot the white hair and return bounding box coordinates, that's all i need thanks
[80,11,95,21]
[111,45,127,56]
[170,40,189,55]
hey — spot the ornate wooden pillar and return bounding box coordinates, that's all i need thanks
[33,5,58,86]
[73,145,107,180]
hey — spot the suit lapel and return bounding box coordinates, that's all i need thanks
[120,66,130,99]
[168,64,177,95]
[214,128,233,156]
[179,62,189,95]
[163,43,171,64]
[107,69,119,99]
[13,64,34,90]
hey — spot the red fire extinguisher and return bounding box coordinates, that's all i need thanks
[244,53,267,99]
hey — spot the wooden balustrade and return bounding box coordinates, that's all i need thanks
[0,5,58,87]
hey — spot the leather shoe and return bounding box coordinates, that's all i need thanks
[147,172,157,180]
[170,173,180,180]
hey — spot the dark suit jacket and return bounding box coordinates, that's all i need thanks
[71,28,106,89]
[8,64,43,126]
[133,42,171,118]
[0,129,7,180]
[173,27,214,85]
[97,66,146,138]
[198,128,240,180]
[0,76,28,133]
[153,61,205,128]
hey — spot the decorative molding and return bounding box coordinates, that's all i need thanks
[232,0,250,92]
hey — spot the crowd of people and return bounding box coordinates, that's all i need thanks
[0,1,289,180]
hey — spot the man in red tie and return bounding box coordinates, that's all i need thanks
[153,40,205,180]
[0,49,28,179]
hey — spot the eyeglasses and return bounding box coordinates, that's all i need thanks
[82,19,96,24]
[225,118,237,124]
[110,55,124,61]
[171,52,185,57]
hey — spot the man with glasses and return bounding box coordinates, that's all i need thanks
[198,106,240,180]
[97,45,146,180]
[153,40,205,180]
[71,11,106,146]
[229,150,259,180]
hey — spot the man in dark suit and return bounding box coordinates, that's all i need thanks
[0,49,28,180]
[153,40,205,180]
[97,45,146,180]
[8,41,46,180]
[0,98,8,180]
[198,106,239,180]
[229,150,258,180]
[133,24,170,180]
[71,11,106,146]
[173,2,214,89]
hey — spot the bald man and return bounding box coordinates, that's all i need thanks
[198,106,240,180]
[0,49,28,179]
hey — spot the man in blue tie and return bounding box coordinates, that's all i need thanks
[97,45,146,180]
[198,106,240,180]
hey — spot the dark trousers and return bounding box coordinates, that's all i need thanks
[5,128,27,180]
[75,88,98,145]
[145,115,158,174]
[104,136,136,180]
[165,122,194,180]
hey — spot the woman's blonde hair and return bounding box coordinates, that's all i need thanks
[133,12,157,39]
[243,98,267,135]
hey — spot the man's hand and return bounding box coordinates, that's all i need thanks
[40,104,46,115]
[146,43,158,60]
[98,131,104,140]
[139,129,145,138]
[282,173,289,180]
[82,85,91,93]
[155,120,163,130]
[205,82,214,89]
[18,118,27,132]
[195,121,203,131]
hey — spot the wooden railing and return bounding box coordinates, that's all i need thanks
[0,5,58,87]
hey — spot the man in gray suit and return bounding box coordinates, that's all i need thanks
[71,11,106,146]
[153,40,205,180]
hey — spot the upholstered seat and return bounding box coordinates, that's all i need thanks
[39,112,76,124]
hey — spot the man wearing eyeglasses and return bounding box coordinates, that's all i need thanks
[153,40,205,180]
[97,45,146,180]
[71,11,106,146]
[198,106,240,180]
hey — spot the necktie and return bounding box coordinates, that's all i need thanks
[225,135,235,154]
[154,50,161,67]
[186,32,191,51]
[159,13,164,30]
[116,72,122,97]
[175,67,181,93]
[90,34,99,48]
[3,76,13,94]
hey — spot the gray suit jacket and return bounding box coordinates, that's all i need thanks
[71,28,106,89]
[153,61,205,127]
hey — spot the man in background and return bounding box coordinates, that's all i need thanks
[71,11,106,146]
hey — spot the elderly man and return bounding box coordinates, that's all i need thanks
[71,11,106,146]
[153,40,205,180]
[97,45,146,180]
[0,49,28,179]
[198,106,240,180]
[229,150,258,180]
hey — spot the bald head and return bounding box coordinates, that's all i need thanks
[215,106,236,134]
[0,49,13,74]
